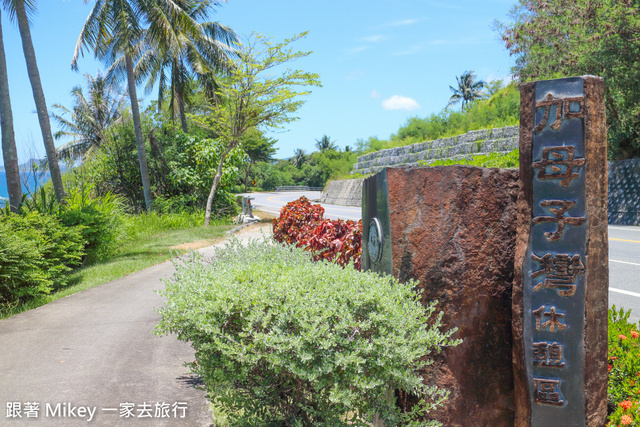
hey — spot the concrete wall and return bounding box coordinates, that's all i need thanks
[351,126,519,175]
[320,178,363,207]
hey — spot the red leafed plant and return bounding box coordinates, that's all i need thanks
[272,196,325,245]
[273,196,362,270]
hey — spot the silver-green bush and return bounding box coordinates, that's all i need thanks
[156,238,458,426]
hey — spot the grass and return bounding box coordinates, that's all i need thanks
[0,211,245,319]
[419,148,520,169]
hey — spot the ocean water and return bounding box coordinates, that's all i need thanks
[0,170,51,203]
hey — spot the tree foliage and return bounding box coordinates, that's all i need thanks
[52,72,126,161]
[315,134,336,152]
[68,110,240,216]
[291,148,307,168]
[240,128,276,191]
[497,0,640,159]
[194,32,321,225]
[447,70,487,112]
[128,1,238,133]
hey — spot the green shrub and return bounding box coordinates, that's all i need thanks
[0,222,51,305]
[156,239,459,426]
[0,212,85,305]
[58,186,124,263]
[608,307,640,403]
[605,306,640,425]
[20,187,59,216]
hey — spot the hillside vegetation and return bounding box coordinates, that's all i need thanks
[355,83,520,155]
[246,83,521,189]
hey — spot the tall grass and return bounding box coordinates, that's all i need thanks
[422,149,520,169]
[120,211,227,240]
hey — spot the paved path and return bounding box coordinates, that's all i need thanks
[0,224,271,426]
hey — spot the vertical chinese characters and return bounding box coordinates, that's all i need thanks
[529,90,587,410]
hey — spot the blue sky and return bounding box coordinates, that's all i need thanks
[0,0,516,164]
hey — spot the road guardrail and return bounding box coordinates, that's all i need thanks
[275,186,324,192]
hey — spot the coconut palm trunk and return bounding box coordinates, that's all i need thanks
[0,10,21,212]
[125,52,153,211]
[177,91,188,134]
[171,61,189,134]
[14,0,64,202]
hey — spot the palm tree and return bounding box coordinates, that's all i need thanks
[133,1,237,133]
[51,72,126,161]
[73,0,197,210]
[2,0,65,202]
[0,9,22,212]
[292,148,306,168]
[315,134,336,152]
[447,70,487,112]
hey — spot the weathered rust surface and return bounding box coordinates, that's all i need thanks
[513,81,535,427]
[387,165,519,426]
[583,76,609,427]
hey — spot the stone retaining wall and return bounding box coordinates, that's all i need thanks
[320,178,363,207]
[608,159,640,225]
[351,126,519,175]
[330,131,640,225]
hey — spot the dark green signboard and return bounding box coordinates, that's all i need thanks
[362,169,392,275]
[525,77,588,426]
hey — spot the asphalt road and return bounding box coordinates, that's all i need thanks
[249,191,640,322]
[244,191,361,221]
[607,225,640,322]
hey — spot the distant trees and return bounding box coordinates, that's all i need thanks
[292,148,307,168]
[315,134,336,152]
[241,129,276,192]
[2,0,65,202]
[447,70,487,112]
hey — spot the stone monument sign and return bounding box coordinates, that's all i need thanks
[513,76,608,426]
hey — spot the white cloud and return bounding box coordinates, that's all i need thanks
[389,18,421,27]
[345,70,365,81]
[361,35,386,43]
[382,95,420,111]
[346,46,370,55]
[371,89,381,99]
[395,45,422,56]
